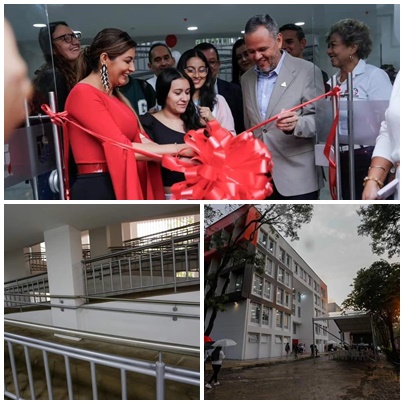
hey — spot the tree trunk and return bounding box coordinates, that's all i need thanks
[386,318,397,353]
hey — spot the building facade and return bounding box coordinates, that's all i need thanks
[205,205,329,360]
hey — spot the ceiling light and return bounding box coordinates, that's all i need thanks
[33,23,47,28]
[187,26,198,31]
[295,22,305,26]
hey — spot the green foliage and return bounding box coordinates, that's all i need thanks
[357,205,400,258]
[343,260,400,353]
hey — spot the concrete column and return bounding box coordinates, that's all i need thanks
[89,227,109,257]
[4,249,28,282]
[121,222,131,243]
[107,223,123,247]
[44,225,84,331]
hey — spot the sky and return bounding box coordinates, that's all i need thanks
[208,204,398,307]
[286,204,396,307]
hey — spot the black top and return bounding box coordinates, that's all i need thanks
[31,66,70,114]
[217,78,245,134]
[140,113,185,187]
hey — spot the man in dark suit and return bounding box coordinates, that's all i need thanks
[194,42,245,134]
[279,23,330,91]
[242,14,324,200]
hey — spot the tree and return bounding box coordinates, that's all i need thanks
[342,260,400,353]
[357,205,400,258]
[204,204,313,336]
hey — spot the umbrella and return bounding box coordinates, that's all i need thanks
[212,338,237,347]
[204,335,213,343]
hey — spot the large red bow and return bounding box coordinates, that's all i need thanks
[162,120,273,200]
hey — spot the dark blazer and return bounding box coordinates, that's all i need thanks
[217,78,245,134]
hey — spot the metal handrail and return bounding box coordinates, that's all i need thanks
[4,319,199,356]
[4,291,199,306]
[5,331,199,400]
[84,232,199,264]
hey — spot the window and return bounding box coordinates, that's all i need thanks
[268,237,276,255]
[284,314,290,330]
[294,263,299,274]
[250,302,261,324]
[298,292,301,303]
[277,287,284,305]
[308,275,312,286]
[276,310,283,328]
[293,322,297,334]
[279,248,286,264]
[263,280,271,300]
[286,253,291,268]
[284,272,290,287]
[262,306,270,325]
[285,292,290,308]
[265,256,274,277]
[253,275,263,296]
[292,304,296,316]
[278,267,285,284]
[293,290,296,301]
[259,230,268,247]
[235,274,243,292]
[300,268,304,279]
[261,334,269,344]
[275,336,282,344]
[298,306,301,318]
[249,333,259,343]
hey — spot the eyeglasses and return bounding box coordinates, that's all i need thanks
[52,32,82,43]
[184,67,209,77]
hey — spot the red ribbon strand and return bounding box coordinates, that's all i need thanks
[41,86,340,201]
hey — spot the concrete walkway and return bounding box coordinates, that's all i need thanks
[205,353,399,400]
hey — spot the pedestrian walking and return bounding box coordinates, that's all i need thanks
[285,342,290,357]
[293,343,299,359]
[205,346,225,389]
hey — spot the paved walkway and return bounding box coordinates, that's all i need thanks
[205,353,399,400]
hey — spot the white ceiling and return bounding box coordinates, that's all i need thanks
[4,203,199,252]
[5,4,394,44]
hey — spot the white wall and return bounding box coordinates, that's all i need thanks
[208,301,247,360]
[4,249,29,282]
[5,291,199,347]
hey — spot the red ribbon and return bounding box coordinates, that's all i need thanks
[41,104,162,199]
[42,85,341,200]
[163,120,274,200]
[241,86,341,200]
[163,87,341,200]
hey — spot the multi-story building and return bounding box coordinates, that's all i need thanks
[205,205,329,360]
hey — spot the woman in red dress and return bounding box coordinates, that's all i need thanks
[65,28,193,200]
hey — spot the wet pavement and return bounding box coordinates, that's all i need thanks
[204,354,400,400]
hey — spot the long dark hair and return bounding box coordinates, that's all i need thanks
[177,49,217,112]
[36,21,77,91]
[231,38,245,85]
[156,67,203,131]
[77,28,137,83]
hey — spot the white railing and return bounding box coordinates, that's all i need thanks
[4,320,199,400]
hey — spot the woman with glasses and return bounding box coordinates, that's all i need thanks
[177,49,236,135]
[63,28,194,200]
[140,67,203,198]
[231,38,254,86]
[31,21,81,114]
[30,21,81,200]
